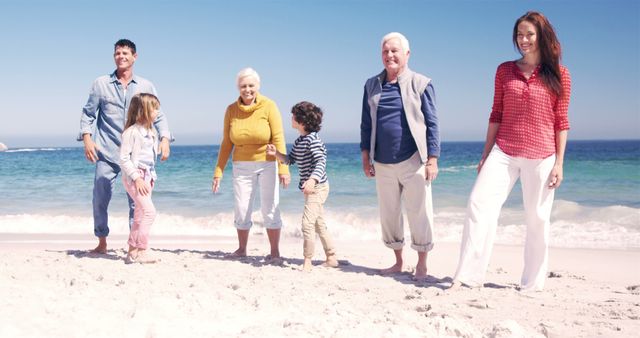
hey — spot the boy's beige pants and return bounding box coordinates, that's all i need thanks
[301,182,335,259]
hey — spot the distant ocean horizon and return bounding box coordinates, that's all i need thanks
[1,136,639,149]
[1,140,638,249]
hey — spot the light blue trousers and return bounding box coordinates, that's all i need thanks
[93,160,134,237]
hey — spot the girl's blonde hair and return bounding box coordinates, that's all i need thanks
[124,93,160,130]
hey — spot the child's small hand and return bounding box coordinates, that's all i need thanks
[266,144,276,156]
[134,178,151,196]
[302,178,317,195]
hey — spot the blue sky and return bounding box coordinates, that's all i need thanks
[0,0,638,147]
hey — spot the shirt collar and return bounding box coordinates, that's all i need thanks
[109,70,139,85]
[377,68,413,85]
[511,61,541,81]
[396,68,413,84]
[298,131,316,140]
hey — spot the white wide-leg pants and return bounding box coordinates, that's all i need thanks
[453,146,556,291]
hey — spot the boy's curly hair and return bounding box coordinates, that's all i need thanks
[291,101,323,133]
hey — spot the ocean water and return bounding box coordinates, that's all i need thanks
[1,140,638,249]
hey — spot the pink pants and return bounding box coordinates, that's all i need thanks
[122,171,156,249]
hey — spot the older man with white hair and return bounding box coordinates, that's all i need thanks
[360,32,440,280]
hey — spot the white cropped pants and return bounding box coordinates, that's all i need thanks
[232,161,282,230]
[453,146,556,291]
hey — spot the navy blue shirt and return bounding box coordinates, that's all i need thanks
[360,82,439,164]
[374,82,418,163]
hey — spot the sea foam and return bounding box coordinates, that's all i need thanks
[4,147,60,153]
[1,199,638,249]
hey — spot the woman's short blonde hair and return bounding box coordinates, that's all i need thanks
[236,67,261,87]
[381,32,410,52]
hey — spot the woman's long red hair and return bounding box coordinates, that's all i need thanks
[513,11,563,97]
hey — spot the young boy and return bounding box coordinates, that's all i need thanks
[266,101,338,272]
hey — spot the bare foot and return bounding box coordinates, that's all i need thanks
[269,249,280,259]
[136,250,159,264]
[380,262,403,275]
[225,248,247,259]
[265,254,283,265]
[124,247,138,264]
[124,253,137,264]
[413,264,428,281]
[322,255,339,268]
[302,258,313,272]
[91,237,107,254]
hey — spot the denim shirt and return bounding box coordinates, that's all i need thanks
[78,71,172,164]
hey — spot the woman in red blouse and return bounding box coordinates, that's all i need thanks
[452,11,571,291]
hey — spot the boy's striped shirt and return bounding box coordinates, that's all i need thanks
[286,132,328,190]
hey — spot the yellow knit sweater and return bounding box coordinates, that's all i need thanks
[214,94,289,178]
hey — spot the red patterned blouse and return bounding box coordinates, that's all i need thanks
[489,61,571,159]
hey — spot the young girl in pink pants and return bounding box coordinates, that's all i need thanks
[119,93,161,264]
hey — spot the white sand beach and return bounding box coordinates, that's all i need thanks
[1,233,638,337]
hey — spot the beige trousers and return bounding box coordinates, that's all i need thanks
[301,182,335,259]
[374,152,434,252]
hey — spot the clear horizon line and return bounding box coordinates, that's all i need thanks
[1,138,639,150]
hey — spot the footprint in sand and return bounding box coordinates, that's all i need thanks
[415,304,432,313]
[467,299,490,309]
[548,271,562,278]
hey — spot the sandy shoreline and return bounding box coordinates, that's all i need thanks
[1,233,639,337]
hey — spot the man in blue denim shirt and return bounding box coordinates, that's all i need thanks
[78,39,172,254]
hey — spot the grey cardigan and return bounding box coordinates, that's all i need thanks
[363,68,434,163]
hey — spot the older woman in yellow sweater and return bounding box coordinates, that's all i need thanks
[212,68,290,260]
